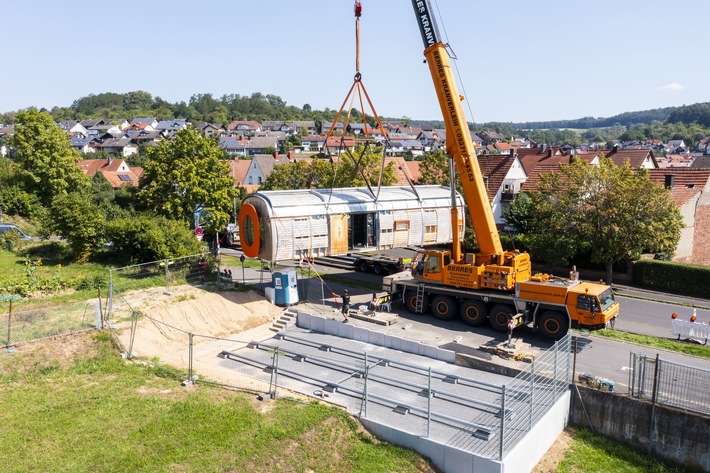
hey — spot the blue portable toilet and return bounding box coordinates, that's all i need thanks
[272,268,299,306]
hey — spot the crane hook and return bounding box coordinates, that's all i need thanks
[354,1,362,18]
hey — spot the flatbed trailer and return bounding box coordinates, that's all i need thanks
[353,254,412,275]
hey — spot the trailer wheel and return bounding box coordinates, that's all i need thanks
[488,304,514,333]
[387,265,400,275]
[373,263,385,275]
[460,300,487,326]
[356,260,369,272]
[538,311,568,340]
[431,296,457,320]
[404,291,430,314]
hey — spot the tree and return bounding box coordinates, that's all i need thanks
[48,192,106,263]
[416,150,449,186]
[521,156,683,283]
[330,145,396,188]
[137,128,239,233]
[260,145,397,191]
[11,109,90,206]
[260,160,312,191]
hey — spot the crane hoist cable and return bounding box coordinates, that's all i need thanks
[323,1,392,204]
[430,0,477,124]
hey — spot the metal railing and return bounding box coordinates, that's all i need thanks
[629,352,710,417]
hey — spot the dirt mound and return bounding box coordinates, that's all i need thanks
[113,285,283,368]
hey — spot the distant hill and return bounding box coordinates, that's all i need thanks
[398,103,710,132]
[487,107,677,130]
[3,90,708,133]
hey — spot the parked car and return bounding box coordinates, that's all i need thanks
[0,224,33,240]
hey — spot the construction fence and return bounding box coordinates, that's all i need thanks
[628,352,710,417]
[1,253,223,348]
[113,296,572,462]
[107,253,221,319]
[1,299,99,347]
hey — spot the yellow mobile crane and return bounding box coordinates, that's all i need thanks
[383,0,619,339]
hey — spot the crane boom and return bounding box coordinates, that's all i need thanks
[409,0,530,290]
[411,0,501,257]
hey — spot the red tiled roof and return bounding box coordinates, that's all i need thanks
[229,159,251,186]
[325,136,357,148]
[478,153,517,200]
[79,158,128,176]
[516,147,563,175]
[648,168,710,206]
[605,148,655,168]
[520,163,565,192]
[382,157,419,186]
[404,161,421,183]
[100,171,139,188]
[226,120,261,132]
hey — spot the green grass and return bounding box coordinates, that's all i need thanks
[558,428,690,472]
[595,329,710,359]
[0,332,433,473]
[220,254,268,269]
[0,243,228,309]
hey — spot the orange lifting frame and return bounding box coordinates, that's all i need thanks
[324,1,391,199]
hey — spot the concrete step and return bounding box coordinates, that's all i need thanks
[270,310,298,332]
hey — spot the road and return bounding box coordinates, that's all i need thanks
[614,290,710,337]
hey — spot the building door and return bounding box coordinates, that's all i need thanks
[329,214,348,255]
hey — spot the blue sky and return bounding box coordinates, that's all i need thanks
[3,0,708,123]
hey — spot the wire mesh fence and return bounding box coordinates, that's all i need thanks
[629,352,710,417]
[114,297,572,462]
[107,253,220,324]
[1,299,99,346]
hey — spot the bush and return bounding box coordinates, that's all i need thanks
[0,186,44,219]
[105,214,204,264]
[72,274,107,291]
[2,229,21,251]
[23,241,72,260]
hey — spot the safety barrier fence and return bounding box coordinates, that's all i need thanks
[1,299,98,347]
[629,352,710,417]
[106,253,219,322]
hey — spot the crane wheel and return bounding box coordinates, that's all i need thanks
[431,296,457,320]
[460,300,487,326]
[488,304,514,333]
[404,291,430,314]
[538,311,568,340]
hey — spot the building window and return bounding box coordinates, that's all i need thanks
[394,220,409,231]
[424,225,437,243]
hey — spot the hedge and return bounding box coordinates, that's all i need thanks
[632,260,710,299]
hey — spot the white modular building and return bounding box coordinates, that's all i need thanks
[239,186,464,262]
